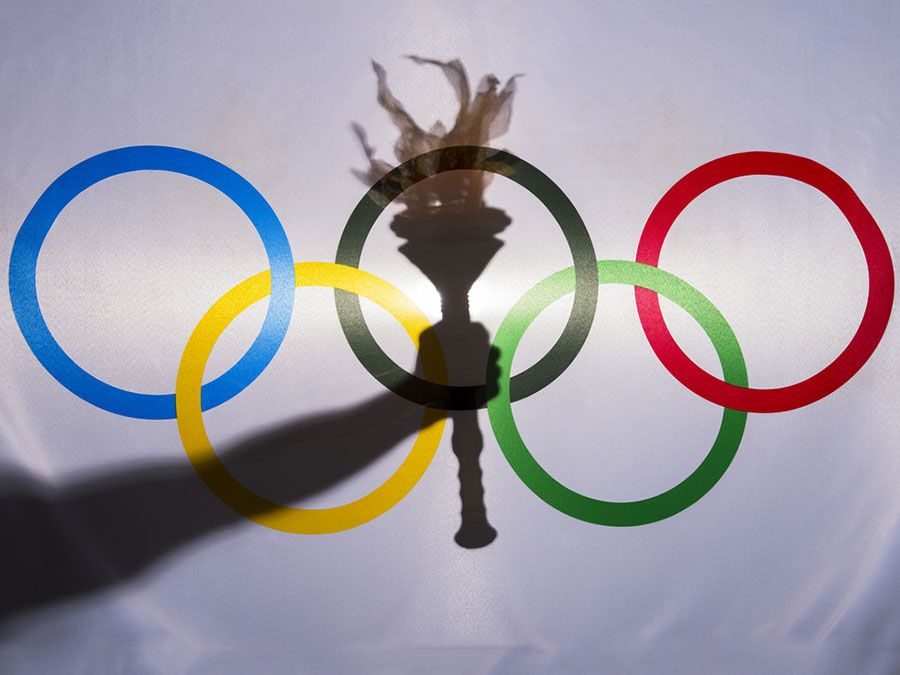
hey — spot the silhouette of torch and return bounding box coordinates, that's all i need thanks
[353,56,520,548]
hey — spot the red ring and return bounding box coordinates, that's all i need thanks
[635,152,894,413]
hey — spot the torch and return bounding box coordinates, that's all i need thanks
[354,56,520,548]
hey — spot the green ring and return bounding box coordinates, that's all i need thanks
[487,260,749,526]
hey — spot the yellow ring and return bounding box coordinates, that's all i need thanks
[175,262,447,533]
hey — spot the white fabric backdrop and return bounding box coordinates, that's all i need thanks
[2,1,899,672]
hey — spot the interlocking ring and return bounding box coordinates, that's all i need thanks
[9,146,295,419]
[334,145,598,410]
[488,261,747,525]
[8,145,894,531]
[175,262,447,533]
[635,152,894,413]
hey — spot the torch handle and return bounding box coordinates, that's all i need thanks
[451,409,497,548]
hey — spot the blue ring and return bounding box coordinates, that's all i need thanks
[9,146,295,420]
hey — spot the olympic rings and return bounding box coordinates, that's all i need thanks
[8,146,296,420]
[635,152,895,413]
[334,145,598,410]
[488,261,748,525]
[8,144,894,531]
[175,262,447,533]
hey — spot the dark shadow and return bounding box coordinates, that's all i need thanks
[1,54,521,629]
[392,206,510,548]
[348,54,521,547]
[0,395,410,624]
[0,323,501,627]
[2,182,510,628]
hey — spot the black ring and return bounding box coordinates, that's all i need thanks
[334,145,598,410]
